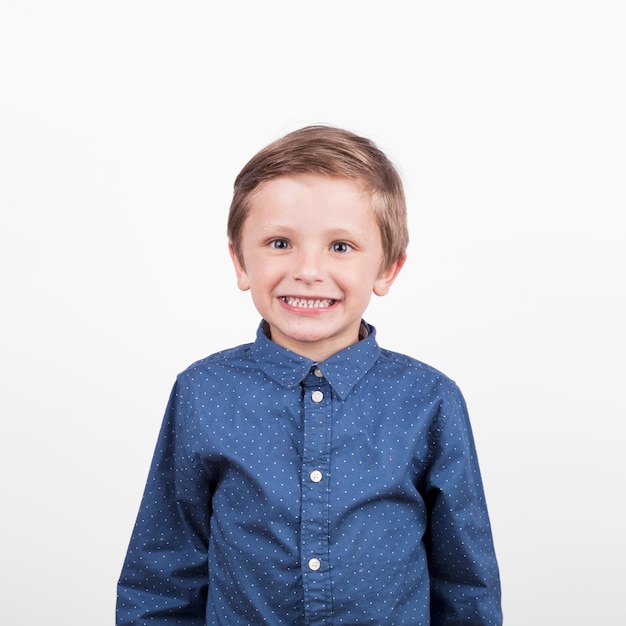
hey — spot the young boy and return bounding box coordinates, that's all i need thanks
[117,126,502,625]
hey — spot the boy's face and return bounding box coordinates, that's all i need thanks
[230,174,405,362]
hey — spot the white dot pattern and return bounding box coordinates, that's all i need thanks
[117,321,502,625]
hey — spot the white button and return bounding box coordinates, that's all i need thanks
[308,558,321,571]
[310,470,323,483]
[311,390,324,403]
[313,367,323,377]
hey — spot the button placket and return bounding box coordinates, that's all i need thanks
[300,368,332,622]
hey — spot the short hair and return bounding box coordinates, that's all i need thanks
[227,125,408,271]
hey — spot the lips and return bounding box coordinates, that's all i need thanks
[280,296,336,308]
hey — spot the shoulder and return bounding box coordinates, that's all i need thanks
[176,342,257,382]
[374,349,473,439]
[377,347,455,384]
[375,347,464,399]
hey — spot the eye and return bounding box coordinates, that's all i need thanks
[269,239,290,250]
[331,241,352,253]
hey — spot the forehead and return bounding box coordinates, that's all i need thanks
[247,174,375,222]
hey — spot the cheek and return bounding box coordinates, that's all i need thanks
[246,263,282,290]
[341,271,378,298]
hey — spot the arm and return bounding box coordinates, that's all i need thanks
[116,380,213,625]
[425,385,502,626]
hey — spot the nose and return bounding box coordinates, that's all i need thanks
[292,248,324,283]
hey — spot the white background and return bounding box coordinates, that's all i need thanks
[1,2,624,624]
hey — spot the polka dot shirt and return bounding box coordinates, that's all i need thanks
[117,322,502,625]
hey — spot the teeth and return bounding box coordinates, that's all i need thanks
[282,296,335,308]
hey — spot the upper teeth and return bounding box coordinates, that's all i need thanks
[283,297,334,308]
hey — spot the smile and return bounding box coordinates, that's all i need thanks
[281,296,336,308]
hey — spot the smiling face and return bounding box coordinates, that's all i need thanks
[230,174,405,362]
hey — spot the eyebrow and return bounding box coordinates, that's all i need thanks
[257,225,366,240]
[325,228,365,240]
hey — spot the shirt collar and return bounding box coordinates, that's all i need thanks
[249,320,381,400]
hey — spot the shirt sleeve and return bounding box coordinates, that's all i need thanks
[425,384,503,626]
[116,379,213,625]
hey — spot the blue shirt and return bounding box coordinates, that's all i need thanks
[117,322,502,625]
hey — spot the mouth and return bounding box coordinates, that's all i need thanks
[280,296,337,309]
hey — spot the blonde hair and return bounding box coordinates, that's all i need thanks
[227,125,408,270]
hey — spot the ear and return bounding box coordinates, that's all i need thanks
[373,253,406,297]
[229,241,251,291]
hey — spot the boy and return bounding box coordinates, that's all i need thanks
[117,126,502,625]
